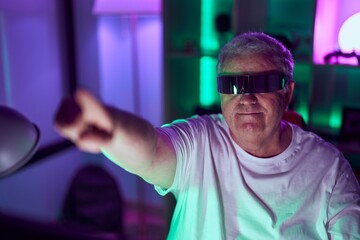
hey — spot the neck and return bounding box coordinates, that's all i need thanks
[232,121,292,158]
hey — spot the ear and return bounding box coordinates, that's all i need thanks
[284,81,295,106]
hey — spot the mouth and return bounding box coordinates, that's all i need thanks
[234,112,264,122]
[237,112,262,115]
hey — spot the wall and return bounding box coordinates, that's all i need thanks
[0,0,77,221]
[0,0,66,147]
[163,0,360,167]
[0,0,165,226]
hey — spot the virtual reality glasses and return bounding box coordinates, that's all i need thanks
[217,71,290,94]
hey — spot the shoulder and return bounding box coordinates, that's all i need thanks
[292,124,347,163]
[161,114,226,132]
[157,114,229,149]
[291,125,358,189]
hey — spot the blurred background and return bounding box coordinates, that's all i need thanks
[0,0,359,239]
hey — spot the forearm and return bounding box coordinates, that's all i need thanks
[100,107,158,174]
[54,89,176,188]
[99,107,176,188]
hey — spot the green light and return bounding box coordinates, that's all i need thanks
[200,56,218,107]
[293,64,312,124]
[297,106,309,124]
[200,0,220,107]
[329,107,342,129]
[200,0,219,52]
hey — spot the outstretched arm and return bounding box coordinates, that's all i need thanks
[54,89,176,189]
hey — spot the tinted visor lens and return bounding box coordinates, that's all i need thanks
[217,73,288,94]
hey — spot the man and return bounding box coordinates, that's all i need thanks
[55,32,360,239]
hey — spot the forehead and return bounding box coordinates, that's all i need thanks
[220,56,277,74]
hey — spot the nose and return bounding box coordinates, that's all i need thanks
[239,93,257,105]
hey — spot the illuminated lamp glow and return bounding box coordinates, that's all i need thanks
[338,12,360,53]
[200,0,220,107]
[329,106,342,130]
[312,0,339,64]
[200,56,218,107]
[93,0,161,14]
[200,0,219,51]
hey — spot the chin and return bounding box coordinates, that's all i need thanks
[234,122,264,135]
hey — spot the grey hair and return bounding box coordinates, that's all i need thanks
[216,32,294,80]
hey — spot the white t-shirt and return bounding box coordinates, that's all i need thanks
[155,114,360,240]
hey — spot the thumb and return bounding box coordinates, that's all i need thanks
[54,89,115,153]
[74,89,114,134]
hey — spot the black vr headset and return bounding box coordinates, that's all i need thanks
[217,70,290,94]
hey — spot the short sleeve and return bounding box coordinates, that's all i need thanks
[327,156,360,238]
[153,119,197,198]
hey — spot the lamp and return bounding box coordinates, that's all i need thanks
[0,106,40,178]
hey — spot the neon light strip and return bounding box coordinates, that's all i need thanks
[200,56,217,106]
[200,0,219,107]
[313,0,339,64]
[0,13,12,105]
[200,0,218,51]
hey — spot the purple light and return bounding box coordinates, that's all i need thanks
[93,0,161,15]
[313,0,339,64]
[313,0,360,65]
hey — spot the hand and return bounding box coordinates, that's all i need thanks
[54,89,114,153]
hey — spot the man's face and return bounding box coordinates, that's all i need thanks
[219,56,294,142]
